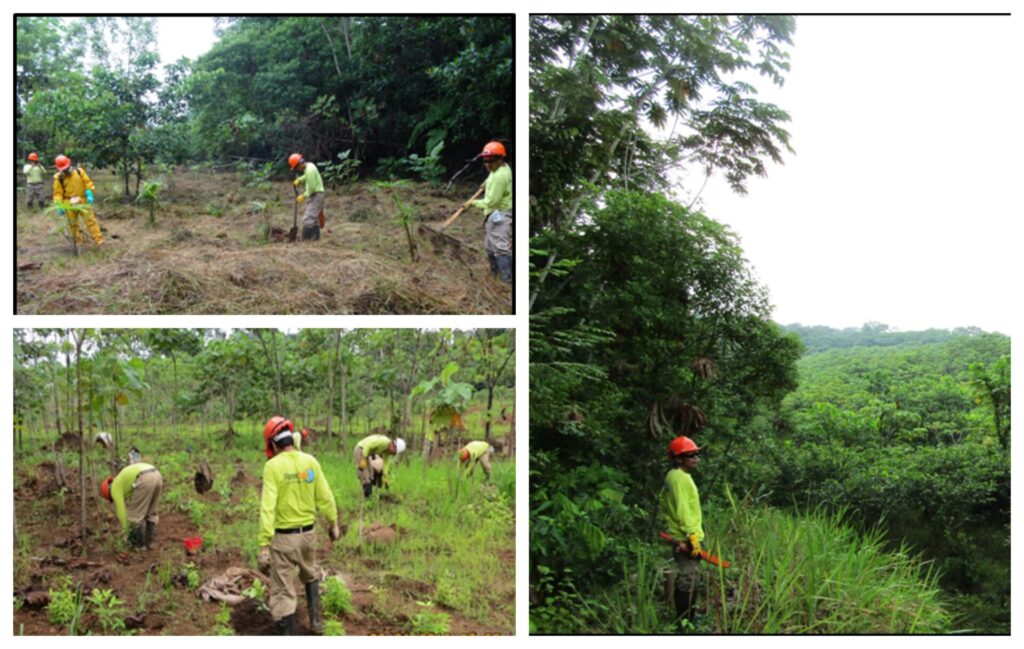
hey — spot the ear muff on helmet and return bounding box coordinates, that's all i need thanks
[263,416,294,458]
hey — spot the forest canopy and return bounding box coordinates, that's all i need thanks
[17,16,513,196]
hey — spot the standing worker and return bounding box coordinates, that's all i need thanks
[52,154,104,247]
[100,461,163,550]
[458,440,495,482]
[660,436,705,626]
[288,153,325,241]
[258,416,340,635]
[23,152,47,210]
[354,433,406,498]
[470,141,513,283]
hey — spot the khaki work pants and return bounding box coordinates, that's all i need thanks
[354,446,372,486]
[302,192,325,229]
[672,548,702,599]
[126,469,163,525]
[269,530,317,620]
[26,183,45,208]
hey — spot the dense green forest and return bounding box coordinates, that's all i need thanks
[13,329,515,452]
[16,17,513,315]
[13,328,515,635]
[529,15,1010,635]
[18,16,512,189]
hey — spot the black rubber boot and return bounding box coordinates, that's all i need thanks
[496,254,513,283]
[145,521,156,550]
[305,580,322,634]
[674,589,698,627]
[128,524,146,550]
[362,482,373,498]
[277,613,296,635]
[487,252,499,276]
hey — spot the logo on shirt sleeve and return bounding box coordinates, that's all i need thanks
[303,468,316,483]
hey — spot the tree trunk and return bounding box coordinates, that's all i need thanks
[485,385,495,439]
[340,348,348,442]
[326,331,339,440]
[74,330,87,556]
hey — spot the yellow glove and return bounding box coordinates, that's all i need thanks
[358,458,368,470]
[296,194,306,204]
[688,533,702,558]
[293,178,302,187]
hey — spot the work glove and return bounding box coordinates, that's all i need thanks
[296,194,306,204]
[293,178,303,187]
[258,546,271,572]
[329,521,341,542]
[688,533,702,558]
[57,208,66,217]
[85,189,94,204]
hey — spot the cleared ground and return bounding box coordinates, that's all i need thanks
[16,169,511,314]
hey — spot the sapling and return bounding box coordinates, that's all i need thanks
[46,200,94,256]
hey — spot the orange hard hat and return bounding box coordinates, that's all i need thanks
[668,435,701,457]
[101,477,114,502]
[301,427,309,439]
[263,416,294,458]
[460,449,470,463]
[288,153,303,169]
[28,152,39,162]
[481,141,506,159]
[55,154,71,171]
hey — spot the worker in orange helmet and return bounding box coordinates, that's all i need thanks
[660,435,705,626]
[100,460,163,551]
[23,152,47,210]
[52,154,104,246]
[288,153,325,241]
[258,416,340,635]
[458,440,495,482]
[469,141,512,283]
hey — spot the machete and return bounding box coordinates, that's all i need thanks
[659,532,733,568]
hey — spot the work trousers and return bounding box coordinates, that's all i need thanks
[67,207,104,245]
[673,548,702,600]
[126,469,163,526]
[302,192,325,229]
[26,183,46,208]
[269,530,317,620]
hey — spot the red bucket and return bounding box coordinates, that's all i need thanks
[183,536,203,553]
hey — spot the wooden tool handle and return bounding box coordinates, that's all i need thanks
[441,185,486,229]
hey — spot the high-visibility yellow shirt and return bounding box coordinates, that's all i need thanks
[471,163,512,214]
[52,167,95,202]
[111,463,156,532]
[24,163,46,184]
[298,162,324,198]
[259,450,337,546]
[462,440,491,461]
[660,468,704,543]
[357,434,392,476]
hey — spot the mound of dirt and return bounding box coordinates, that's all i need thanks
[363,522,398,544]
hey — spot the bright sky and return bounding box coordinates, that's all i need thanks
[686,15,1019,334]
[154,17,218,67]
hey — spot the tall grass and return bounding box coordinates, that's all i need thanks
[703,488,953,633]
[537,487,953,634]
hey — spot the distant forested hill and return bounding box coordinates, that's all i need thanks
[780,322,990,354]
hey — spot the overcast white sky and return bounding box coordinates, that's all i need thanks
[154,17,217,67]
[683,15,1019,334]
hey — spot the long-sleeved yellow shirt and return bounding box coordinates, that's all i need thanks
[660,468,704,542]
[356,434,393,477]
[471,163,512,215]
[110,463,155,532]
[462,440,491,460]
[259,450,337,546]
